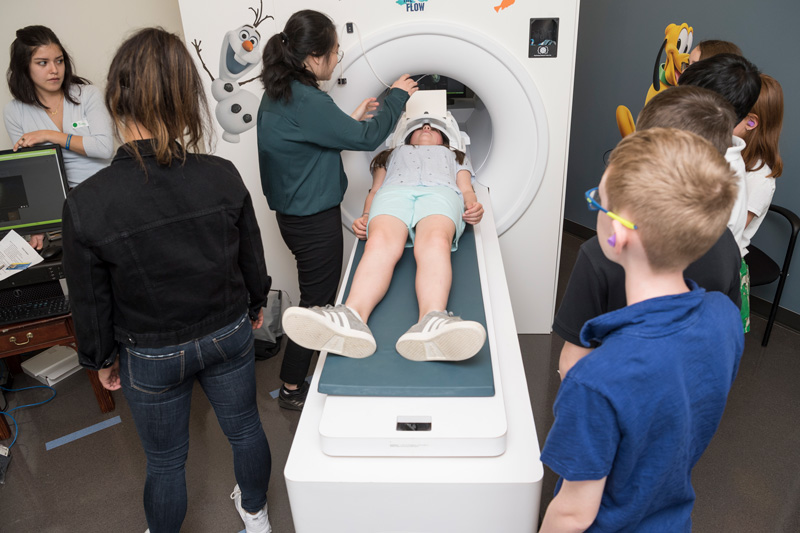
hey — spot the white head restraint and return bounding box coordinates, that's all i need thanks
[385,90,470,151]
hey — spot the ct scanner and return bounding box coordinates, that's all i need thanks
[180,0,580,530]
[331,14,568,335]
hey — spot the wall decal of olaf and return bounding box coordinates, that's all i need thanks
[192,1,272,143]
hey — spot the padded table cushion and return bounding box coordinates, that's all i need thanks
[318,225,494,397]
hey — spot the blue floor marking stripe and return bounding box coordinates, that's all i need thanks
[46,416,122,450]
[269,376,311,399]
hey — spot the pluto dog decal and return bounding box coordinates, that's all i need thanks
[192,1,272,143]
[616,23,694,138]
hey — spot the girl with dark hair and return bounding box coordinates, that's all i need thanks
[4,25,113,188]
[257,9,417,409]
[62,28,272,533]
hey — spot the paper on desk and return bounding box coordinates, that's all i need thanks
[0,230,43,281]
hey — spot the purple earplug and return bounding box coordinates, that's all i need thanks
[607,234,616,247]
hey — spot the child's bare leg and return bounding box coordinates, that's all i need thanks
[413,215,456,321]
[396,214,485,362]
[345,215,408,323]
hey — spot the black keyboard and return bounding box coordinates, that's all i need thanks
[0,295,70,326]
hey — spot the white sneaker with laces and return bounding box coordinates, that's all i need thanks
[395,311,486,361]
[231,484,271,533]
[282,304,377,358]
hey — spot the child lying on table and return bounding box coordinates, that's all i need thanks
[283,123,486,362]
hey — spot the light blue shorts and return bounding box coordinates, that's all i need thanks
[367,185,466,251]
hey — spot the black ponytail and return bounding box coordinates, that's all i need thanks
[260,10,337,102]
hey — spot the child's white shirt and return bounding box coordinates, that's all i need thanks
[725,136,748,257]
[740,161,776,251]
[382,145,473,197]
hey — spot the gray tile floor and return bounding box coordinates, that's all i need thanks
[1,232,798,532]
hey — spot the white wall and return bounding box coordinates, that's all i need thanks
[0,0,185,149]
[178,0,302,306]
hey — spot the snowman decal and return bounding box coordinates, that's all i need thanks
[192,1,272,143]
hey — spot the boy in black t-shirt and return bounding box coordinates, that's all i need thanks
[555,86,742,377]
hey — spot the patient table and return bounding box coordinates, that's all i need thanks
[284,186,543,532]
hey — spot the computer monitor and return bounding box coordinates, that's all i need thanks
[0,146,69,238]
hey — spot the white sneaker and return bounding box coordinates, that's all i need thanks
[396,311,486,361]
[282,304,377,358]
[231,484,271,533]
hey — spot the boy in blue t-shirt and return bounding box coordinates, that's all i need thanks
[540,128,745,532]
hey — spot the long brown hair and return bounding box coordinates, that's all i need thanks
[105,28,211,167]
[7,25,88,109]
[740,74,783,178]
[370,128,466,173]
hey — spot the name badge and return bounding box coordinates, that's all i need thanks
[71,120,89,128]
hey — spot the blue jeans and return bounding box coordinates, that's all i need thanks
[120,314,271,533]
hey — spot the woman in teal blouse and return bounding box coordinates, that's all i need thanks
[258,9,417,409]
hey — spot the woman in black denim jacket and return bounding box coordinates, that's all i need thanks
[62,28,273,533]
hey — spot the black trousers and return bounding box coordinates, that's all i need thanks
[276,206,343,385]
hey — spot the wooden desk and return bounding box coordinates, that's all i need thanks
[0,314,115,440]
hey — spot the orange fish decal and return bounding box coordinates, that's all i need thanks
[495,0,515,12]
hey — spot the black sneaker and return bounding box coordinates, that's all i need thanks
[278,381,309,411]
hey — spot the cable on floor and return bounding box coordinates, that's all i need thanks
[0,384,57,449]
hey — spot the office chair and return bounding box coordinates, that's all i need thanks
[745,204,800,346]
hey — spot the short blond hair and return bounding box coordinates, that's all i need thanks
[605,128,737,272]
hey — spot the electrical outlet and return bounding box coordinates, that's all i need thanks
[346,22,354,34]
